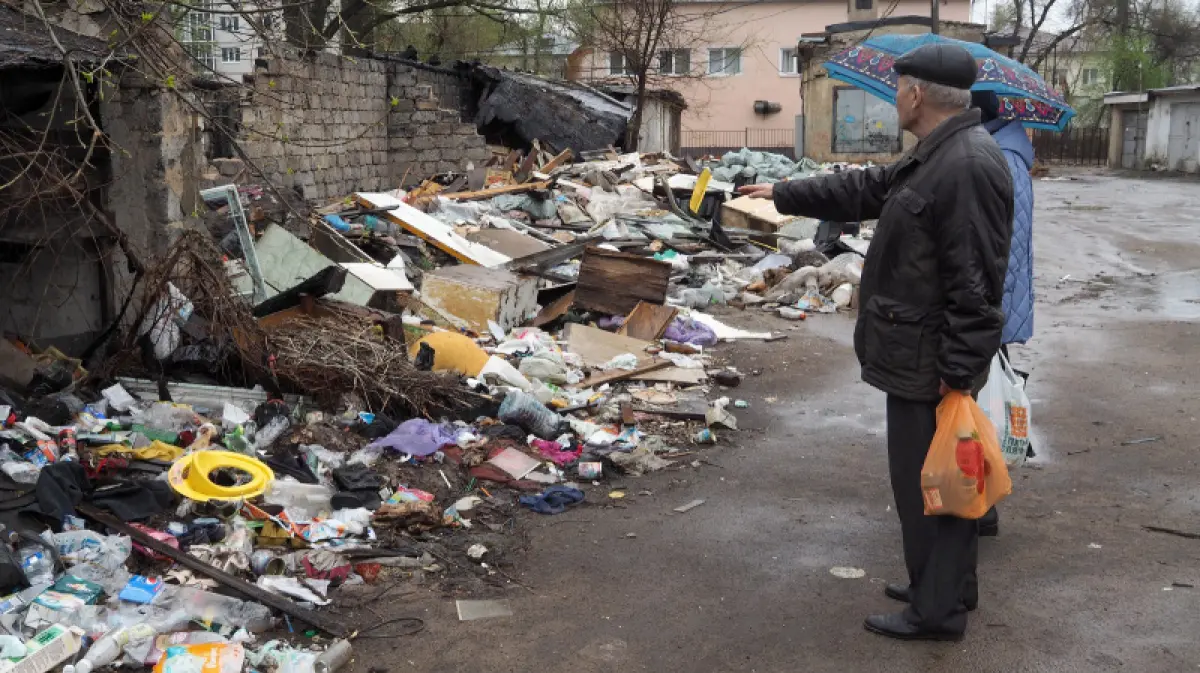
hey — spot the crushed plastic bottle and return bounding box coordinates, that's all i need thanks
[252,416,290,450]
[19,544,55,587]
[63,623,157,673]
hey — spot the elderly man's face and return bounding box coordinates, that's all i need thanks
[895,75,922,132]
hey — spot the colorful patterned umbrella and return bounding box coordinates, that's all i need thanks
[823,33,1075,131]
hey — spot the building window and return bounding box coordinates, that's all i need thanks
[708,47,742,76]
[185,43,214,70]
[222,47,242,63]
[780,47,798,75]
[658,49,690,75]
[609,52,633,76]
[833,87,901,153]
[219,15,239,32]
[1082,67,1101,85]
[856,0,873,9]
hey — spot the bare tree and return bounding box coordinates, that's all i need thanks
[565,0,749,150]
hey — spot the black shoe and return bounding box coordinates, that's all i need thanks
[863,612,964,642]
[883,583,977,611]
[979,507,999,537]
[885,583,911,603]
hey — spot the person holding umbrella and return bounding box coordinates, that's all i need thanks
[973,89,1037,538]
[739,43,1013,641]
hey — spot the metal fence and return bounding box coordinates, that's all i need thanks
[680,128,796,159]
[1031,125,1110,166]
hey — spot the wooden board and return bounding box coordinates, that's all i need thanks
[530,290,575,327]
[443,180,552,201]
[563,323,655,367]
[562,323,701,384]
[540,149,574,173]
[617,302,677,341]
[356,193,511,267]
[572,359,670,389]
[574,247,671,316]
[720,195,802,233]
[466,229,550,259]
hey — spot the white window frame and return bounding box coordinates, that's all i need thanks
[779,47,798,76]
[1082,67,1100,85]
[221,46,242,63]
[219,15,239,32]
[708,47,742,76]
[609,52,633,76]
[657,48,690,76]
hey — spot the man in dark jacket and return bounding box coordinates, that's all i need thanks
[739,43,1014,640]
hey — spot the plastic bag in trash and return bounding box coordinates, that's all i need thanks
[498,391,562,439]
[664,316,718,347]
[365,419,458,457]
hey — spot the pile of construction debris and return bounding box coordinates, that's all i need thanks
[0,146,870,672]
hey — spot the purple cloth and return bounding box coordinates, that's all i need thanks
[366,419,458,457]
[664,317,718,347]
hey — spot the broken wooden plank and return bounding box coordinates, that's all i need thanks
[515,151,538,184]
[575,247,671,316]
[78,504,349,638]
[540,149,574,173]
[632,406,706,421]
[508,240,592,273]
[563,323,655,368]
[573,358,670,389]
[531,290,576,328]
[466,229,550,259]
[442,180,553,201]
[356,193,510,267]
[617,302,678,341]
[467,166,488,192]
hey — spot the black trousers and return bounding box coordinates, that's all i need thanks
[886,395,978,634]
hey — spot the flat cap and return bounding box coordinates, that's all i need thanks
[893,43,978,90]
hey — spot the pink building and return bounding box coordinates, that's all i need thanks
[571,0,972,155]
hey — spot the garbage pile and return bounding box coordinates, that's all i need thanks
[0,144,872,667]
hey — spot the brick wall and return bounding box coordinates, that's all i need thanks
[238,49,488,201]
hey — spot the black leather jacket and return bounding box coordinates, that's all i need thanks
[774,109,1014,401]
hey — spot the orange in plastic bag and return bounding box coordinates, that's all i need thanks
[920,391,1013,519]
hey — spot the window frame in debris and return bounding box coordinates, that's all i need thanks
[832,85,902,154]
[221,46,242,63]
[609,51,634,77]
[657,48,690,76]
[707,47,742,76]
[779,47,799,76]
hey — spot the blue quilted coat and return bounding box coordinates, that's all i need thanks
[987,119,1035,345]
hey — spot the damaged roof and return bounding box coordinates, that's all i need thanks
[474,65,633,153]
[1,4,111,71]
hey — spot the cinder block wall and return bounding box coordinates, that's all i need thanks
[239,49,489,201]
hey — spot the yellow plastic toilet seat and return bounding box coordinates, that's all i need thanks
[167,450,275,502]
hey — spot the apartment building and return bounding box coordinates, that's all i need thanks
[571,0,971,154]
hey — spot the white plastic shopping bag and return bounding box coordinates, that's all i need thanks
[977,351,1031,467]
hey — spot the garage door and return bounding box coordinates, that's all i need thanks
[1167,103,1200,172]
[1121,110,1147,169]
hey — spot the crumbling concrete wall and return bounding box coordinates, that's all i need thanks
[236,49,489,199]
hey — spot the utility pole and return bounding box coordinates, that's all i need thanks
[931,0,940,34]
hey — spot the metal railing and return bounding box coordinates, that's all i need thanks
[680,128,796,159]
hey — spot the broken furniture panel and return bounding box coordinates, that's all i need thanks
[721,195,805,234]
[617,302,678,341]
[245,224,412,308]
[356,193,511,267]
[465,229,550,259]
[420,265,538,334]
[574,247,671,316]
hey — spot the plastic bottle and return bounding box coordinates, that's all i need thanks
[253,416,290,450]
[498,390,563,439]
[58,428,79,460]
[263,481,332,521]
[64,624,158,673]
[0,451,42,484]
[19,544,55,586]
